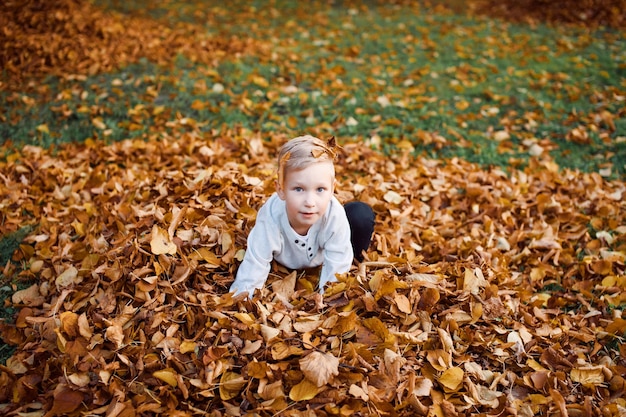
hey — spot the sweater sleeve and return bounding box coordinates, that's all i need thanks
[229,207,282,297]
[318,201,353,292]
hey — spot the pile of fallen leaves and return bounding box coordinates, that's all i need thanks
[0,0,268,88]
[468,0,626,28]
[0,131,625,416]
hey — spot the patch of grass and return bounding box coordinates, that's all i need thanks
[0,227,32,267]
[0,283,18,365]
[0,227,35,364]
[2,1,625,179]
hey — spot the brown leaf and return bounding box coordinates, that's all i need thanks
[44,387,83,417]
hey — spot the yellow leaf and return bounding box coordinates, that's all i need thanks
[180,341,197,354]
[219,372,246,400]
[92,117,106,130]
[251,75,269,88]
[36,124,50,134]
[242,97,253,109]
[527,359,547,371]
[150,225,177,255]
[189,247,220,266]
[528,394,551,405]
[154,369,178,387]
[299,351,339,387]
[439,366,464,391]
[289,378,321,401]
[455,100,469,110]
[234,312,256,325]
[362,317,391,343]
[571,366,605,386]
[270,342,303,360]
[6,356,28,374]
[406,273,443,285]
[493,130,510,141]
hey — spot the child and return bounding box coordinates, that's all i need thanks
[229,135,375,297]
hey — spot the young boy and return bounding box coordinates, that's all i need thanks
[229,135,375,298]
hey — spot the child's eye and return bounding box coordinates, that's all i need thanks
[317,187,326,192]
[294,187,303,192]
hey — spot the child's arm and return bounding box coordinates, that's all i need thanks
[229,217,281,296]
[318,203,353,292]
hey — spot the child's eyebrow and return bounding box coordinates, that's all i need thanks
[289,177,331,185]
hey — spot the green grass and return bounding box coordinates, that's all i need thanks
[0,227,34,364]
[2,2,624,177]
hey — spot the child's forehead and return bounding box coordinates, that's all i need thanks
[285,160,335,172]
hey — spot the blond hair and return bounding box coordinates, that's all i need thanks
[277,135,337,187]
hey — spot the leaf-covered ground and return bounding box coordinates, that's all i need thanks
[1,132,625,416]
[1,1,626,416]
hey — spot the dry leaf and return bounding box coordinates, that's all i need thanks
[154,369,179,387]
[571,366,605,386]
[150,225,177,255]
[11,284,44,306]
[299,351,339,387]
[289,378,321,401]
[55,266,81,289]
[439,367,464,391]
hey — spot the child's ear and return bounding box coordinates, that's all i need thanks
[276,179,286,200]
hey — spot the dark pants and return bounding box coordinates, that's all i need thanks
[344,201,375,262]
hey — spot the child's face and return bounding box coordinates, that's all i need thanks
[277,161,335,235]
